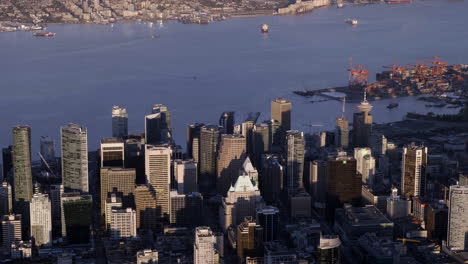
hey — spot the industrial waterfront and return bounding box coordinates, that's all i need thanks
[1,0,468,152]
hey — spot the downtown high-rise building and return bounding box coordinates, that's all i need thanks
[260,154,283,204]
[137,249,159,264]
[401,143,428,199]
[12,126,33,204]
[447,185,468,251]
[354,148,376,186]
[242,120,255,158]
[1,214,22,251]
[237,216,264,262]
[216,134,246,195]
[271,98,291,131]
[194,226,220,264]
[169,191,203,227]
[100,167,136,216]
[48,184,63,238]
[145,104,171,144]
[352,94,373,148]
[174,159,198,194]
[219,111,235,134]
[30,193,52,247]
[317,235,341,264]
[61,193,92,244]
[112,105,128,138]
[0,181,13,216]
[2,146,13,181]
[309,160,327,212]
[199,125,221,191]
[134,184,158,231]
[285,130,305,194]
[145,145,171,219]
[61,123,89,193]
[105,194,122,230]
[252,122,270,167]
[335,117,349,149]
[186,123,204,161]
[256,206,279,242]
[100,138,125,167]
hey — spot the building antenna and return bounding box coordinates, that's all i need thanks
[363,86,367,102]
[341,97,346,118]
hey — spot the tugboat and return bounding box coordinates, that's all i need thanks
[261,24,269,33]
[345,19,358,25]
[387,102,399,109]
[33,32,56,37]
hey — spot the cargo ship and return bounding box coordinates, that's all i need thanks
[385,0,411,4]
[345,19,358,25]
[33,32,56,37]
[261,24,269,33]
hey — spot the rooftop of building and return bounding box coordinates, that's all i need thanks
[101,137,124,144]
[336,204,393,227]
[319,235,341,250]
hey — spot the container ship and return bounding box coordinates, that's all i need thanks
[33,32,56,37]
[385,0,411,4]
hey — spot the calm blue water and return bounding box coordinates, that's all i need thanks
[1,0,467,154]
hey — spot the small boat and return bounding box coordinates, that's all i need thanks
[345,19,358,25]
[261,24,269,33]
[33,32,56,37]
[337,2,344,7]
[387,102,399,109]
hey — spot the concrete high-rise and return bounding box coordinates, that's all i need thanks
[271,98,291,131]
[401,143,428,199]
[145,146,171,219]
[0,181,12,216]
[112,105,128,138]
[100,167,136,216]
[256,206,279,242]
[109,208,137,240]
[354,148,376,186]
[187,123,204,161]
[1,214,21,251]
[30,194,52,247]
[105,194,122,229]
[335,117,349,149]
[2,146,13,181]
[194,226,219,264]
[237,217,264,262]
[317,235,341,264]
[49,184,63,238]
[100,138,125,167]
[447,185,468,251]
[242,120,255,158]
[199,125,221,191]
[260,154,283,204]
[216,134,246,195]
[352,93,373,148]
[152,104,172,133]
[285,130,305,194]
[61,123,88,193]
[145,104,171,144]
[134,184,157,231]
[174,159,198,194]
[309,160,327,212]
[12,126,33,203]
[219,112,235,134]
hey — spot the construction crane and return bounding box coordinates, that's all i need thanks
[397,238,421,246]
[37,152,56,177]
[348,57,370,88]
[383,62,407,78]
[417,56,447,77]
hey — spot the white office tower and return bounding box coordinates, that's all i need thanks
[109,208,137,240]
[61,123,89,193]
[145,145,171,218]
[386,187,411,219]
[447,185,468,251]
[112,106,128,138]
[105,194,122,229]
[30,194,52,247]
[354,148,376,186]
[194,226,219,264]
[137,249,159,264]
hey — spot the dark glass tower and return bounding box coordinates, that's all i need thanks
[219,112,235,134]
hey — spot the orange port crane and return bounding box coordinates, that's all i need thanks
[383,62,407,78]
[417,56,447,77]
[348,57,370,87]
